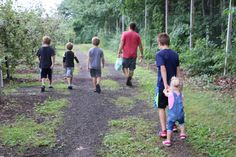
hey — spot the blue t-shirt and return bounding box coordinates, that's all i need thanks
[156,49,179,89]
[37,46,55,69]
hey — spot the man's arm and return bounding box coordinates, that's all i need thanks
[160,65,168,89]
[117,40,124,58]
[139,42,144,62]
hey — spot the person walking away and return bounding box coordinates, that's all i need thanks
[88,37,105,93]
[154,33,180,138]
[63,42,79,89]
[162,76,187,146]
[117,22,144,87]
[37,36,55,92]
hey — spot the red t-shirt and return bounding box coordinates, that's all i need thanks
[121,30,141,58]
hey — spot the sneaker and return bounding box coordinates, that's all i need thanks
[49,86,53,89]
[96,84,101,93]
[159,130,167,138]
[173,124,178,132]
[68,86,73,90]
[180,133,187,140]
[162,140,171,146]
[126,76,132,87]
[41,86,45,92]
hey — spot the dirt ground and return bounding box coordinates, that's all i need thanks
[0,50,206,157]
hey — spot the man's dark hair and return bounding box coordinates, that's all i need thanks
[157,33,170,46]
[129,22,136,31]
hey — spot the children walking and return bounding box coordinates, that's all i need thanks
[162,77,186,146]
[63,42,79,89]
[154,33,180,137]
[37,36,55,92]
[87,37,105,93]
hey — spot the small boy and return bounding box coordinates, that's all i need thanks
[37,36,55,92]
[63,42,79,90]
[154,33,180,138]
[88,37,105,93]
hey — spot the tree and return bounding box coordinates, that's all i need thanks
[224,0,233,75]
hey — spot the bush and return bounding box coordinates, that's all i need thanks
[180,38,225,76]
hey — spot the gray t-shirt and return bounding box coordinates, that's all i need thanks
[88,47,104,69]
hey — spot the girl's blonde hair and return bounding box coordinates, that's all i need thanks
[170,76,183,92]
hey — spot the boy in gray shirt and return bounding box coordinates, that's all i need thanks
[88,37,105,93]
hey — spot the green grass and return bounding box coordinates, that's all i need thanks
[13,73,39,79]
[35,98,68,115]
[0,98,69,153]
[114,96,135,111]
[0,117,56,149]
[80,44,236,157]
[100,117,166,157]
[101,79,121,91]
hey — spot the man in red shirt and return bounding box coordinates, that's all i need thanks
[117,22,143,86]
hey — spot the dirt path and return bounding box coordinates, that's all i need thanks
[38,48,205,157]
[0,47,205,157]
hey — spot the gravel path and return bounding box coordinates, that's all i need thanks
[45,49,205,157]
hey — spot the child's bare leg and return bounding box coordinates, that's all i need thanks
[96,77,101,85]
[166,131,172,141]
[179,124,185,134]
[67,77,72,86]
[159,108,167,131]
[42,78,46,86]
[92,77,97,90]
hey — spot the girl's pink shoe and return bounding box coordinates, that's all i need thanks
[162,140,171,146]
[180,133,187,140]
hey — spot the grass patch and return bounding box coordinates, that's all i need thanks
[100,117,166,157]
[35,98,68,115]
[0,117,56,150]
[0,98,69,153]
[101,79,121,91]
[114,96,135,111]
[13,73,39,80]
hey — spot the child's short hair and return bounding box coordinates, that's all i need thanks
[66,42,73,50]
[157,33,170,46]
[92,37,100,46]
[170,76,183,91]
[42,36,51,45]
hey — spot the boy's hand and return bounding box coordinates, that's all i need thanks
[117,53,121,58]
[50,64,54,69]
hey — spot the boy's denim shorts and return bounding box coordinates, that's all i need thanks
[66,67,74,77]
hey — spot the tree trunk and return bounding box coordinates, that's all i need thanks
[144,0,148,47]
[0,66,3,95]
[5,56,10,80]
[224,0,233,75]
[190,0,194,50]
[122,15,125,32]
[165,0,168,33]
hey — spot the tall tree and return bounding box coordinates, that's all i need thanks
[224,0,233,75]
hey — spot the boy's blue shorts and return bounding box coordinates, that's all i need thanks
[66,67,74,77]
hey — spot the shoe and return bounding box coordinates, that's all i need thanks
[126,76,132,87]
[162,140,171,146]
[68,86,73,90]
[41,86,45,92]
[173,124,178,132]
[180,134,187,140]
[96,84,101,93]
[159,130,167,138]
[49,86,53,89]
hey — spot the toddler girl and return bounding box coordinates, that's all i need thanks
[162,76,187,146]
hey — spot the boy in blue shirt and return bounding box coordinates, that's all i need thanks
[155,33,180,137]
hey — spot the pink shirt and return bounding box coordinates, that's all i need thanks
[121,30,141,58]
[167,92,184,109]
